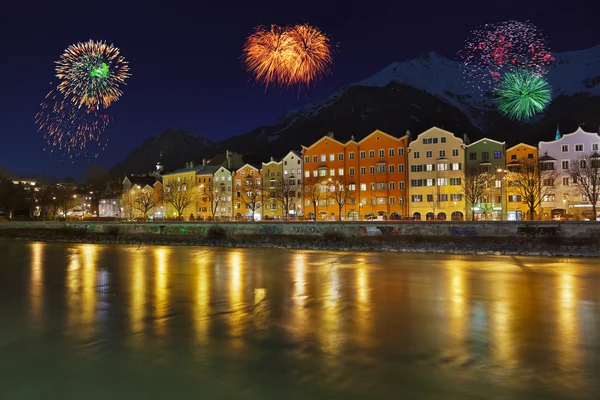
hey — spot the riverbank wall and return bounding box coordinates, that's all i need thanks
[1,221,600,257]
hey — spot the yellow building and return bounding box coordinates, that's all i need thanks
[506,143,539,220]
[195,166,219,220]
[161,162,202,220]
[408,127,467,220]
[261,158,284,219]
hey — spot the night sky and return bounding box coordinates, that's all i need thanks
[2,0,598,180]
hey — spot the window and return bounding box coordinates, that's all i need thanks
[398,164,405,172]
[433,138,438,144]
[411,179,423,187]
[328,154,333,161]
[411,195,423,202]
[389,149,395,157]
[329,169,335,176]
[338,168,344,176]
[451,163,461,171]
[594,144,599,151]
[580,160,586,168]
[562,177,569,186]
[543,178,554,186]
[378,149,384,157]
[426,164,434,172]
[511,155,517,160]
[338,153,344,161]
[235,179,241,187]
[349,184,356,191]
[360,183,367,191]
[439,150,446,158]
[398,148,404,156]
[541,162,554,171]
[481,152,489,160]
[349,152,355,160]
[389,165,395,173]
[441,137,446,143]
[376,182,387,190]
[562,160,569,170]
[390,197,395,205]
[437,163,448,171]
[437,178,448,186]
[494,151,501,159]
[452,149,459,157]
[561,145,569,152]
[495,180,502,188]
[297,168,301,174]
[313,170,318,177]
[528,153,534,159]
[321,155,326,162]
[319,199,327,206]
[543,194,555,202]
[439,194,448,202]
[283,169,288,175]
[369,183,375,190]
[411,165,423,172]
[305,199,310,207]
[377,164,386,173]
[399,181,405,190]
[319,169,326,177]
[369,150,375,158]
[349,167,355,175]
[360,151,366,159]
[389,182,395,190]
[312,155,318,163]
[425,179,434,187]
[469,152,477,160]
[360,167,366,174]
[330,198,335,206]
[450,178,461,185]
[413,152,420,159]
[575,144,584,152]
[369,166,375,174]
[426,194,434,202]
[508,195,522,202]
[426,151,432,158]
[451,194,462,201]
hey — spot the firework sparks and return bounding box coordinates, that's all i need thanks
[56,40,130,110]
[242,23,332,89]
[459,20,554,92]
[494,70,552,121]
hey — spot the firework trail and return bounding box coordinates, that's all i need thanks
[242,23,332,90]
[459,20,554,93]
[494,70,552,121]
[56,40,130,110]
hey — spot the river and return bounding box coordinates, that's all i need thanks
[0,240,599,399]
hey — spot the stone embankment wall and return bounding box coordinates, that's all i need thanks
[1,220,599,239]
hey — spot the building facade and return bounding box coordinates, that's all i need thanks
[539,127,600,220]
[281,150,304,219]
[233,164,261,220]
[466,138,506,220]
[506,143,538,220]
[408,127,466,221]
[213,166,233,220]
[161,162,202,219]
[261,159,284,219]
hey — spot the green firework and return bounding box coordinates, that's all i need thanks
[90,62,109,79]
[494,70,552,121]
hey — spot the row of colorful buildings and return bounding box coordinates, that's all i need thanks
[116,126,600,221]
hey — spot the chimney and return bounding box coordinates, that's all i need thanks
[327,131,334,138]
[463,134,470,145]
[270,156,274,162]
[202,158,207,167]
[350,135,355,141]
[189,161,194,168]
[226,150,231,169]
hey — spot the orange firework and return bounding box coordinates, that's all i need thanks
[242,24,332,89]
[286,24,332,87]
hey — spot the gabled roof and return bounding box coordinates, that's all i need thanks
[357,129,408,144]
[161,165,205,176]
[301,134,346,150]
[539,127,600,145]
[412,126,460,141]
[539,153,557,161]
[467,137,506,147]
[235,163,260,173]
[507,143,537,152]
[124,175,161,187]
[282,150,302,159]
[196,165,220,175]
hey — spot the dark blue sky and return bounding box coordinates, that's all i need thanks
[1,0,598,180]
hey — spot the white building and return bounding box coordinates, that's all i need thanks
[281,150,304,218]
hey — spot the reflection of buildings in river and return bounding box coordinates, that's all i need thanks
[29,242,45,329]
[354,263,372,348]
[194,251,211,344]
[253,288,269,330]
[290,253,309,338]
[129,249,146,338]
[228,252,245,348]
[153,247,169,337]
[490,275,516,367]
[66,244,98,340]
[446,259,468,346]
[556,269,581,372]
[319,263,342,356]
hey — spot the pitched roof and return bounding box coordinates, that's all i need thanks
[126,175,161,187]
[539,153,556,161]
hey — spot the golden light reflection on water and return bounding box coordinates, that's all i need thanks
[66,244,98,339]
[153,247,169,337]
[491,276,516,367]
[194,251,211,344]
[557,268,580,372]
[129,249,146,336]
[319,262,342,355]
[228,252,245,348]
[291,253,309,338]
[29,242,45,328]
[354,263,372,347]
[447,259,468,346]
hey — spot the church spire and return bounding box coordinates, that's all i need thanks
[555,125,561,141]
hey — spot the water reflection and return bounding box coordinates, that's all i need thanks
[29,242,45,329]
[228,252,245,348]
[65,244,98,340]
[557,268,580,372]
[193,250,211,344]
[153,247,169,337]
[129,249,146,337]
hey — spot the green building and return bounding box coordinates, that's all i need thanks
[466,138,506,220]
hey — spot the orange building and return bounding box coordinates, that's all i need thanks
[302,130,409,220]
[505,143,539,220]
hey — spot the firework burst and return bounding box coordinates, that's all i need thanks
[459,20,554,92]
[242,24,332,90]
[56,40,130,110]
[494,70,552,121]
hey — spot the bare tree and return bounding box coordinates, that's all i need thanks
[125,187,161,220]
[163,180,196,220]
[329,179,354,221]
[303,178,321,220]
[274,175,297,220]
[507,157,558,220]
[239,176,262,221]
[568,153,600,220]
[461,165,492,221]
[427,190,440,220]
[210,183,226,218]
